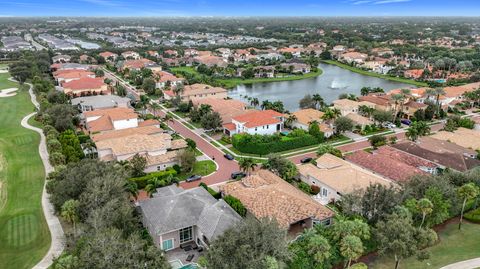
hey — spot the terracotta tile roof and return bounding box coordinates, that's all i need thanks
[99,51,117,58]
[154,71,184,83]
[62,77,105,90]
[223,122,236,130]
[122,59,155,70]
[221,170,334,228]
[138,119,160,127]
[375,146,437,169]
[292,108,324,126]
[431,128,480,150]
[54,70,95,80]
[444,82,480,98]
[345,149,427,182]
[232,109,283,128]
[192,98,247,124]
[84,108,138,133]
[96,133,172,156]
[92,125,162,142]
[87,114,113,133]
[183,84,227,97]
[333,99,362,110]
[144,151,178,166]
[299,154,392,194]
[392,137,480,172]
[346,113,373,126]
[405,100,427,109]
[358,95,391,107]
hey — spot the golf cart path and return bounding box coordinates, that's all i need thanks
[439,258,480,269]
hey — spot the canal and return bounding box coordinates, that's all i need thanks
[228,63,414,112]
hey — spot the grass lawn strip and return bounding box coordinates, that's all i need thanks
[370,221,480,269]
[0,77,50,269]
[178,160,217,180]
[323,60,428,87]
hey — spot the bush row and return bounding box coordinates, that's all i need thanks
[128,168,177,189]
[232,133,319,155]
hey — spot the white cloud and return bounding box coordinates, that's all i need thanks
[374,0,411,4]
[78,0,121,6]
[353,0,373,5]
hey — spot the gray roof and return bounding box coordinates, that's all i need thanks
[138,186,242,240]
[71,95,131,109]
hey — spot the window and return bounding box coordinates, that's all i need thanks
[162,239,174,251]
[179,226,193,243]
[255,127,257,131]
[322,188,328,197]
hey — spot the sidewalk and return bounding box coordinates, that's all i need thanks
[439,258,480,269]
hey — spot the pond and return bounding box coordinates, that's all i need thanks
[228,63,415,112]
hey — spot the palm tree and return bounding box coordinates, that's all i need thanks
[321,108,337,124]
[417,198,433,228]
[61,199,79,236]
[173,84,184,96]
[391,94,404,123]
[125,181,139,200]
[312,94,325,110]
[261,100,271,110]
[425,88,436,102]
[145,177,163,196]
[150,102,161,118]
[434,87,445,117]
[285,114,297,128]
[457,183,479,230]
[250,97,260,108]
[238,158,257,176]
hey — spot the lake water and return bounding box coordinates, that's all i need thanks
[228,63,414,112]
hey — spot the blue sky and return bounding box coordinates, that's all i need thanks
[1,0,479,17]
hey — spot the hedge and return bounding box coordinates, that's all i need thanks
[224,195,247,217]
[199,182,221,199]
[128,168,177,189]
[232,133,319,155]
[464,207,480,223]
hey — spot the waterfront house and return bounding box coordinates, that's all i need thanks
[164,84,228,102]
[291,108,334,138]
[226,110,284,136]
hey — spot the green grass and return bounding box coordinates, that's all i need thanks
[322,60,428,87]
[217,68,323,89]
[0,76,51,269]
[370,221,480,269]
[0,73,18,89]
[178,160,217,180]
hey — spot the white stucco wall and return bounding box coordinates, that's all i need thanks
[112,118,138,130]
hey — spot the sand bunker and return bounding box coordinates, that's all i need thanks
[0,88,18,97]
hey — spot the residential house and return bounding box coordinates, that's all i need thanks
[52,54,71,63]
[298,154,392,205]
[340,52,368,65]
[164,84,228,102]
[280,63,311,74]
[226,110,284,136]
[221,170,334,235]
[392,136,480,172]
[138,185,242,251]
[99,51,118,62]
[404,69,424,79]
[332,99,375,116]
[441,82,480,106]
[61,77,108,97]
[291,108,334,138]
[83,107,140,133]
[71,95,131,112]
[191,98,247,134]
[53,69,95,84]
[430,128,480,151]
[153,71,185,90]
[50,63,92,72]
[193,55,227,68]
[345,146,438,182]
[346,113,374,129]
[118,58,158,72]
[358,95,392,111]
[121,51,141,60]
[147,50,160,58]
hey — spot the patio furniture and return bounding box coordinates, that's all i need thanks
[183,245,193,251]
[186,254,194,262]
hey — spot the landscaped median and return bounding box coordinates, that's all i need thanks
[322,60,428,87]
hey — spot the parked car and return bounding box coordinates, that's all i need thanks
[224,153,234,160]
[186,175,202,182]
[401,119,412,126]
[231,171,247,179]
[300,157,313,164]
[383,122,396,129]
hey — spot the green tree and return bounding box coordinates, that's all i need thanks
[372,109,393,125]
[129,154,147,177]
[177,149,196,173]
[308,121,325,142]
[417,198,434,228]
[340,235,364,268]
[61,199,79,236]
[185,138,196,150]
[223,195,247,217]
[239,158,257,176]
[263,154,298,181]
[201,111,223,130]
[334,116,354,134]
[457,183,479,230]
[205,217,290,269]
[317,144,343,158]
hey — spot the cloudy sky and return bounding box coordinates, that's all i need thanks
[0,0,479,16]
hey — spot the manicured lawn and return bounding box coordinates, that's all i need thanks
[370,220,480,269]
[217,68,323,89]
[322,60,428,87]
[0,78,51,269]
[178,160,217,180]
[0,73,18,89]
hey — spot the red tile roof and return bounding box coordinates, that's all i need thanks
[232,110,283,128]
[62,77,105,90]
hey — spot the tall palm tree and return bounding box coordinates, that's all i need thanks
[312,94,325,110]
[238,158,257,176]
[391,94,404,123]
[150,102,161,118]
[425,88,436,102]
[321,108,337,124]
[434,87,445,117]
[285,114,297,128]
[417,198,433,228]
[250,97,260,108]
[261,100,271,110]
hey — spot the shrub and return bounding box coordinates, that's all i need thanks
[232,133,318,155]
[172,164,181,174]
[311,185,320,195]
[128,168,177,189]
[224,195,247,217]
[43,124,56,135]
[221,135,232,144]
[77,134,91,144]
[298,182,312,194]
[465,207,480,223]
[199,182,221,199]
[369,135,387,148]
[351,262,368,269]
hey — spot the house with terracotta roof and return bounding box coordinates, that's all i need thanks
[191,98,247,131]
[298,154,392,205]
[52,54,71,63]
[280,63,311,74]
[99,51,118,62]
[164,83,227,102]
[61,77,109,97]
[226,110,284,137]
[121,51,140,60]
[345,146,438,182]
[54,69,96,84]
[83,107,140,133]
[404,69,424,79]
[431,128,480,151]
[118,58,159,72]
[147,50,160,58]
[392,136,480,172]
[358,95,392,111]
[333,99,375,116]
[340,52,368,65]
[441,82,480,106]
[346,113,374,129]
[291,108,333,138]
[153,71,185,90]
[193,55,227,68]
[221,170,334,235]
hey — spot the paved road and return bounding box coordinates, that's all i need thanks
[158,110,239,189]
[439,258,480,269]
[103,68,141,100]
[21,85,65,269]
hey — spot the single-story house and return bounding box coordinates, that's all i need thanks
[61,77,109,97]
[71,95,131,112]
[226,110,284,137]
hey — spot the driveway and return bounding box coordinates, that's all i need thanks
[158,110,239,189]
